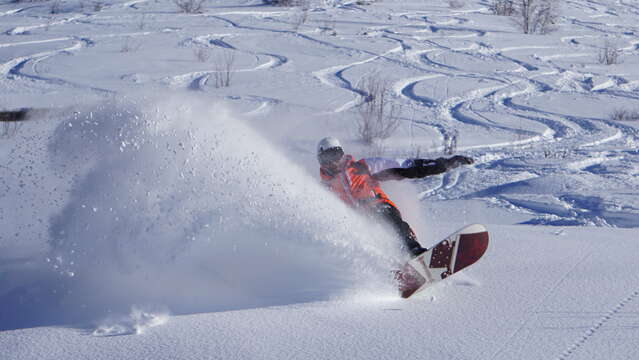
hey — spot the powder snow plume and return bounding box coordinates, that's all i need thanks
[0,94,402,331]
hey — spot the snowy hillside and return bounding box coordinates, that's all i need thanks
[1,0,638,359]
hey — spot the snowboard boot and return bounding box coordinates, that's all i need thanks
[401,223,427,258]
[410,246,428,258]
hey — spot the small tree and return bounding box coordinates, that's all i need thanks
[448,0,465,9]
[598,40,622,65]
[50,0,62,14]
[121,38,142,53]
[1,120,22,138]
[490,0,515,15]
[174,0,205,13]
[137,14,147,30]
[290,5,309,31]
[516,0,559,34]
[443,129,458,155]
[356,73,400,145]
[212,49,236,88]
[265,0,297,6]
[610,108,639,122]
[0,109,28,139]
[194,47,211,62]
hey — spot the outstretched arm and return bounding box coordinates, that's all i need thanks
[371,155,474,181]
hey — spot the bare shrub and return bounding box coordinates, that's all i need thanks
[356,73,400,145]
[174,0,205,13]
[193,47,211,62]
[448,0,465,9]
[291,6,309,31]
[543,146,575,159]
[443,129,458,155]
[93,1,104,11]
[265,0,297,6]
[320,20,337,36]
[137,15,147,30]
[50,0,62,14]
[515,0,559,34]
[121,38,142,53]
[0,109,28,139]
[490,0,515,15]
[1,121,23,138]
[212,49,236,88]
[598,40,622,65]
[610,108,639,121]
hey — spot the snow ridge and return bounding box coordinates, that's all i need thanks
[92,305,169,337]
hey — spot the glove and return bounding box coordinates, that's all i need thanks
[445,155,474,169]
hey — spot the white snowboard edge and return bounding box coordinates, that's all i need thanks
[458,223,487,235]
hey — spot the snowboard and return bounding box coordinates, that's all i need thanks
[394,224,489,299]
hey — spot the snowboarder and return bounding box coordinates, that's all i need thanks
[316,137,474,257]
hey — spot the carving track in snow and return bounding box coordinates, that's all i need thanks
[0,0,637,228]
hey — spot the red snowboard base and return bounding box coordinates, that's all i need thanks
[394,224,489,298]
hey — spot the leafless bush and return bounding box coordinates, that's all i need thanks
[0,110,28,139]
[212,49,236,88]
[267,0,312,8]
[93,1,104,11]
[193,47,211,62]
[121,38,142,53]
[1,121,22,138]
[320,20,337,36]
[291,6,309,31]
[50,0,62,14]
[443,129,458,155]
[610,108,639,122]
[265,0,297,6]
[516,0,559,34]
[448,0,465,9]
[543,146,575,159]
[356,73,400,145]
[490,0,515,15]
[598,40,622,65]
[174,0,205,13]
[137,15,147,30]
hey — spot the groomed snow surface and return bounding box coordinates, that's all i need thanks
[1,0,638,359]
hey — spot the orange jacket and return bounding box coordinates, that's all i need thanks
[320,155,396,209]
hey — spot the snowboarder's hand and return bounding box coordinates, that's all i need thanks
[446,155,474,169]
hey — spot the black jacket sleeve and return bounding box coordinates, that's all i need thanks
[371,156,474,181]
[372,158,448,181]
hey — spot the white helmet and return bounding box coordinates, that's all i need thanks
[317,137,342,154]
[316,137,344,165]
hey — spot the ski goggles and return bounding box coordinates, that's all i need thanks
[318,147,344,166]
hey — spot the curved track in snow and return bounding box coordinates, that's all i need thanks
[0,0,637,228]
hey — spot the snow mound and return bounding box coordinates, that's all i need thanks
[92,305,169,336]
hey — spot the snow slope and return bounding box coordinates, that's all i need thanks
[1,0,638,359]
[3,225,638,360]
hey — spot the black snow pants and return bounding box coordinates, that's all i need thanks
[371,202,425,256]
